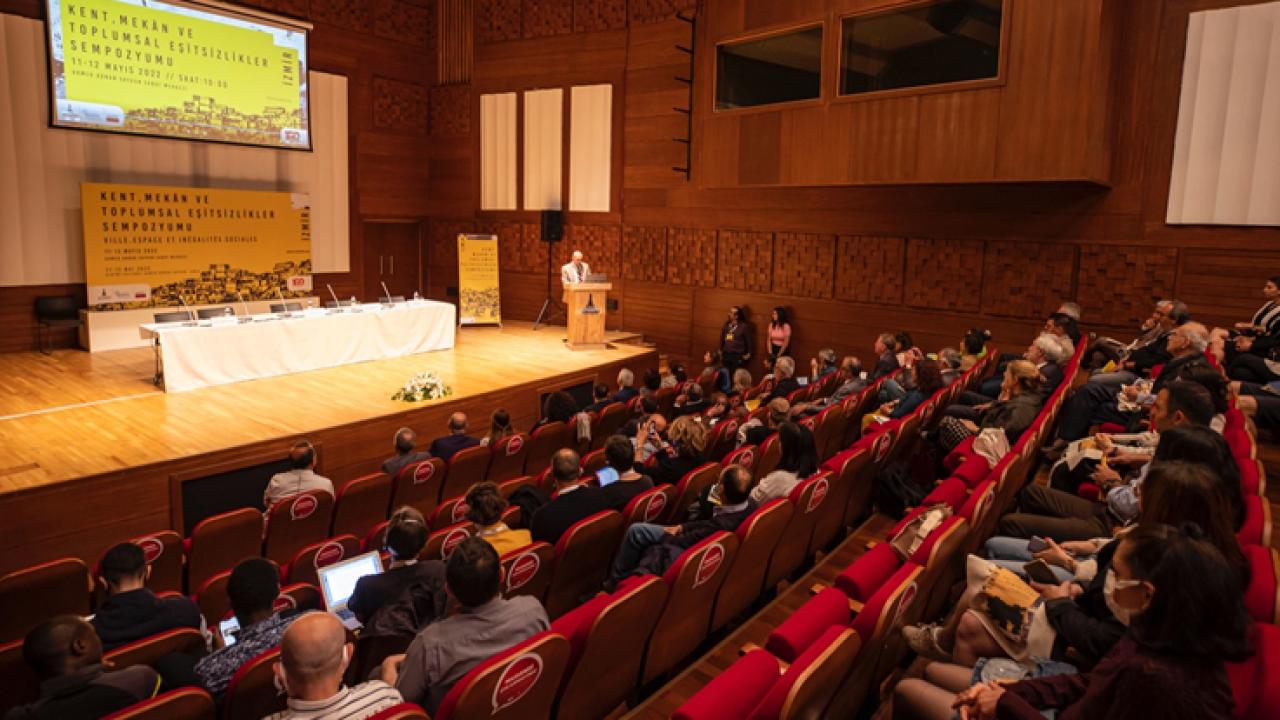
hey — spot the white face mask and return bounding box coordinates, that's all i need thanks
[1103,568,1144,626]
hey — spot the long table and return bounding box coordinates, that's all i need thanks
[139,300,456,392]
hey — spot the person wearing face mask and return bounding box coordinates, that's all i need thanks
[893,522,1251,720]
[266,612,403,720]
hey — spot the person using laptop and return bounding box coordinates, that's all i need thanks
[318,553,384,631]
[348,507,447,635]
[265,612,403,720]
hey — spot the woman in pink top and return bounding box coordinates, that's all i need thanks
[766,306,792,370]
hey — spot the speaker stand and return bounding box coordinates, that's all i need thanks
[532,248,563,330]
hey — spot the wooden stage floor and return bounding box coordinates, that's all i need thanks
[0,323,653,496]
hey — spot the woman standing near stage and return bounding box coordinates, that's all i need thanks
[719,306,754,374]
[765,307,792,371]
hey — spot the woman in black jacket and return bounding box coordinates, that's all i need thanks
[1224,275,1280,382]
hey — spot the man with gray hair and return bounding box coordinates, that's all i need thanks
[428,413,479,463]
[809,348,838,381]
[612,367,638,403]
[763,355,801,403]
[381,428,430,479]
[1087,299,1190,386]
[872,333,900,380]
[1026,333,1068,395]
[267,612,402,719]
[560,250,590,285]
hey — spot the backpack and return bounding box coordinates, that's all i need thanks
[874,460,929,519]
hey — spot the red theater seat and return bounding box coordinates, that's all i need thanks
[420,521,473,562]
[222,647,285,720]
[591,403,628,451]
[829,563,924,718]
[441,445,491,504]
[391,458,445,517]
[103,627,208,670]
[920,477,969,512]
[765,475,825,589]
[952,453,992,489]
[195,570,233,630]
[553,574,667,720]
[98,531,184,596]
[722,443,759,478]
[524,422,569,476]
[712,498,793,630]
[498,542,553,602]
[642,531,739,684]
[823,446,874,532]
[672,649,781,720]
[102,687,216,720]
[185,508,262,594]
[363,521,390,553]
[623,484,677,526]
[1238,494,1271,547]
[1227,622,1280,720]
[366,703,430,720]
[754,433,781,484]
[331,472,392,539]
[276,582,323,613]
[665,462,721,524]
[433,631,570,720]
[1243,544,1279,624]
[263,490,334,566]
[488,433,530,482]
[580,448,607,478]
[283,535,362,587]
[544,510,624,618]
[705,417,741,462]
[0,557,91,644]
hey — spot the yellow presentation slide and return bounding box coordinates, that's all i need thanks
[47,0,310,148]
[82,182,312,309]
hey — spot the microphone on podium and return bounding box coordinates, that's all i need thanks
[380,281,394,305]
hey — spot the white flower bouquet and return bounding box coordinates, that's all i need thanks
[391,371,453,402]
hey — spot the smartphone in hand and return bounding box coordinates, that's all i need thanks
[1024,559,1059,585]
[1027,536,1048,553]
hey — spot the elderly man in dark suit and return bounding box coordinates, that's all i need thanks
[428,413,480,463]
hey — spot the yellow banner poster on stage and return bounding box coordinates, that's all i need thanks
[81,182,311,308]
[457,233,501,326]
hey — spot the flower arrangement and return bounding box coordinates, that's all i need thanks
[391,371,453,402]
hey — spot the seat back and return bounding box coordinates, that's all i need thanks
[499,542,554,602]
[195,570,233,630]
[623,484,677,525]
[712,499,794,630]
[590,403,628,450]
[910,517,972,623]
[958,479,999,556]
[102,687,217,720]
[580,448,607,478]
[524,422,570,476]
[0,638,40,712]
[654,387,678,418]
[284,535,362,587]
[642,531,740,684]
[186,508,262,594]
[331,472,392,539]
[765,476,825,590]
[489,433,530,482]
[129,531,185,595]
[434,632,570,720]
[1243,544,1280,624]
[802,471,843,559]
[103,627,208,671]
[751,626,862,720]
[276,583,323,613]
[429,495,472,530]
[754,433,782,484]
[441,445,492,503]
[366,703,431,720]
[828,563,924,718]
[222,647,285,720]
[1227,622,1280,720]
[722,444,759,478]
[363,521,390,553]
[0,558,91,644]
[391,458,446,516]
[828,446,873,536]
[705,417,741,462]
[553,575,668,720]
[263,490,335,566]
[420,521,474,562]
[665,462,721,524]
[545,510,625,618]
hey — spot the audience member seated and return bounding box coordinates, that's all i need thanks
[809,348,838,382]
[531,391,578,432]
[761,356,800,404]
[625,407,665,461]
[739,397,790,448]
[7,616,159,720]
[765,306,792,371]
[429,413,480,463]
[382,428,430,479]
[672,382,709,417]
[974,334,1067,400]
[938,347,964,387]
[639,369,662,398]
[91,542,206,652]
[1219,275,1280,383]
[718,305,754,373]
[1056,301,1082,322]
[613,368,639,404]
[661,362,687,389]
[1050,322,1209,444]
[636,415,706,487]
[608,465,756,584]
[894,523,1251,720]
[349,507,447,635]
[479,408,513,447]
[265,440,333,510]
[381,538,548,715]
[599,435,655,510]
[794,357,867,417]
[904,459,1245,668]
[1044,311,1080,352]
[465,482,530,556]
[875,359,945,424]
[530,449,610,546]
[703,392,736,426]
[699,350,732,395]
[265,612,403,720]
[960,328,991,372]
[936,360,1043,454]
[749,421,818,504]
[894,331,917,368]
[582,384,613,414]
[196,558,298,697]
[872,333,901,380]
[1084,299,1187,383]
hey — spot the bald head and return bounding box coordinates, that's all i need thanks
[277,612,349,697]
[449,412,468,434]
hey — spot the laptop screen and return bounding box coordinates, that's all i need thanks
[318,552,383,610]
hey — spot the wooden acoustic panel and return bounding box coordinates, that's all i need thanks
[773,232,834,299]
[629,0,696,25]
[311,0,374,33]
[667,228,717,287]
[574,0,626,33]
[475,0,522,43]
[429,84,471,137]
[716,230,773,293]
[1077,244,1178,328]
[523,0,572,38]
[980,240,1077,320]
[488,221,545,274]
[566,224,622,279]
[622,226,669,283]
[374,0,435,47]
[834,235,905,306]
[373,76,430,132]
[903,238,984,313]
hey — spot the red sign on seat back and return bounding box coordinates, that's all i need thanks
[290,494,318,520]
[692,542,726,589]
[135,536,164,563]
[492,653,543,712]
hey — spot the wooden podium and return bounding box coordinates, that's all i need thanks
[562,282,611,350]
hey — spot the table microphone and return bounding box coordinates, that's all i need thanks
[236,291,253,323]
[177,294,196,324]
[326,283,343,312]
[276,287,291,317]
[381,281,394,305]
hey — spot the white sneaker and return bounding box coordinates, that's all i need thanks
[902,623,952,662]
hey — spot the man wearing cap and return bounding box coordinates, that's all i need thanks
[740,397,791,448]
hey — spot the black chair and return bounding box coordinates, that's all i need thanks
[196,307,233,319]
[269,302,303,313]
[34,296,83,354]
[154,311,193,324]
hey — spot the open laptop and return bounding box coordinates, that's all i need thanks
[317,551,384,630]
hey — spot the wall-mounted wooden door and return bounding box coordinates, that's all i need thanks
[363,221,422,300]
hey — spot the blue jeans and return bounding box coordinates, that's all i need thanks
[879,379,907,403]
[610,522,666,582]
[984,536,1074,583]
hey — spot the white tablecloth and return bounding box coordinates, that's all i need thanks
[139,301,456,392]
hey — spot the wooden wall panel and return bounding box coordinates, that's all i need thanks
[622,226,669,282]
[903,238,984,312]
[629,0,696,25]
[574,0,626,32]
[1175,249,1280,329]
[475,0,522,43]
[980,240,1077,320]
[834,236,905,306]
[312,0,374,32]
[522,0,572,38]
[438,0,475,83]
[773,233,834,299]
[375,0,435,47]
[621,280,694,356]
[1077,244,1178,328]
[429,84,471,136]
[373,76,430,131]
[566,224,622,278]
[488,221,544,273]
[716,230,773,293]
[916,90,1001,182]
[0,284,86,353]
[667,228,717,287]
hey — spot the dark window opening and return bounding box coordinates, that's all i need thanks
[716,26,823,110]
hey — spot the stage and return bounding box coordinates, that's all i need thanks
[0,323,656,575]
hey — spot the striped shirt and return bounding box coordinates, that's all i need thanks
[264,681,404,719]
